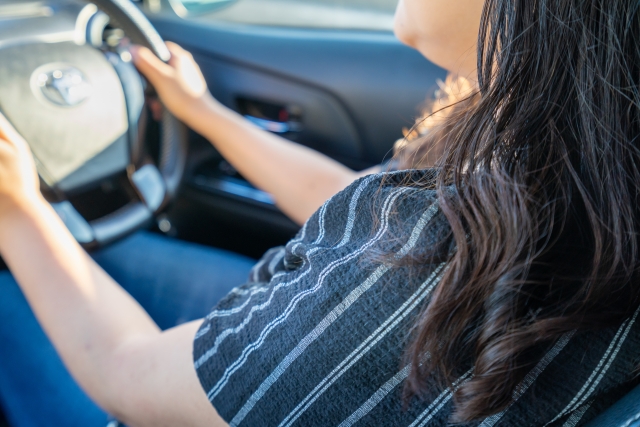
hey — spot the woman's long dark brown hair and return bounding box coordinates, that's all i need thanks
[402,0,640,421]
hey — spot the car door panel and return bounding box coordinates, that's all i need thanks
[195,54,364,162]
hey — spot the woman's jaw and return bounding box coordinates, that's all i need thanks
[394,0,484,85]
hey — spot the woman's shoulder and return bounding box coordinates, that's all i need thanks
[192,169,452,425]
[298,168,444,248]
[328,168,439,202]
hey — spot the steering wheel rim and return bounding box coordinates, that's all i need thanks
[0,0,188,247]
[90,0,171,63]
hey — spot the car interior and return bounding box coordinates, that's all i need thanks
[0,0,638,425]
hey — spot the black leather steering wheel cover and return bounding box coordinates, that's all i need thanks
[107,49,187,202]
[90,0,189,199]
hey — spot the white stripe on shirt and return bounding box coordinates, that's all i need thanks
[408,370,474,427]
[479,330,576,427]
[279,263,445,427]
[547,305,640,424]
[337,365,412,427]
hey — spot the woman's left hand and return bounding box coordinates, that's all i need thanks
[0,113,41,217]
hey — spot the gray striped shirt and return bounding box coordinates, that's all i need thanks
[193,171,640,427]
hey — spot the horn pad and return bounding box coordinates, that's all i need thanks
[0,41,129,192]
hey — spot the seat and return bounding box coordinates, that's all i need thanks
[585,383,640,426]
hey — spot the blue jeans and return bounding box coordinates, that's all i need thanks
[0,231,256,427]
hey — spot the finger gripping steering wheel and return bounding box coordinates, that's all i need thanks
[92,0,171,62]
[0,0,187,247]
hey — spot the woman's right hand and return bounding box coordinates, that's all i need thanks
[131,42,216,125]
[0,113,42,219]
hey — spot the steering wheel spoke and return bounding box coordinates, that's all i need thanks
[51,162,168,246]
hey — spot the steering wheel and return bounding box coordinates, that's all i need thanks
[0,0,187,247]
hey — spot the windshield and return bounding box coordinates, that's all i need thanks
[187,0,400,32]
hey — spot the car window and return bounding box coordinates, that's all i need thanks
[184,0,400,32]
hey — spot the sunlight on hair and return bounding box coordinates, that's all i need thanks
[394,74,477,169]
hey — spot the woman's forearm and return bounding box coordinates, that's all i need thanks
[0,198,159,408]
[0,197,230,426]
[0,199,225,426]
[188,98,360,225]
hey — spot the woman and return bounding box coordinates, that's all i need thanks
[1,0,639,426]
